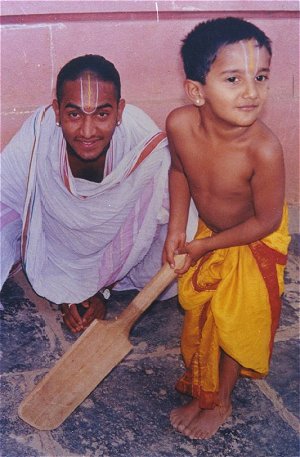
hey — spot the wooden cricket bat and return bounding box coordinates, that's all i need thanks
[18,255,185,430]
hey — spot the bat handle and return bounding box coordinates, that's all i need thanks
[118,254,186,332]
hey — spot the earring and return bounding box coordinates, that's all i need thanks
[116,120,121,126]
[56,122,60,127]
[195,99,201,106]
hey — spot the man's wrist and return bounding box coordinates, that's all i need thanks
[99,288,111,300]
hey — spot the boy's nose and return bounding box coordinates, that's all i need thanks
[243,79,258,99]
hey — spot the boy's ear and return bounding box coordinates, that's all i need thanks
[184,79,205,107]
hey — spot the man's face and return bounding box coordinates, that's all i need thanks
[53,74,125,162]
[201,40,271,127]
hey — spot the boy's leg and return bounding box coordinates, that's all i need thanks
[218,350,241,408]
[171,350,240,439]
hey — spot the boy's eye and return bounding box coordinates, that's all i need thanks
[256,74,268,82]
[227,76,239,83]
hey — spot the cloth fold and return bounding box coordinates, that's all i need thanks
[176,205,290,409]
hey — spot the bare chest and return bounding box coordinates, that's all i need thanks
[180,142,253,198]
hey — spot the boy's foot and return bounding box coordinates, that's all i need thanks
[175,402,232,439]
[170,398,201,433]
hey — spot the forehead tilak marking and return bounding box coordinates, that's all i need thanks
[240,40,260,75]
[80,72,99,114]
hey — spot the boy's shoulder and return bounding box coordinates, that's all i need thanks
[249,120,283,158]
[166,105,196,132]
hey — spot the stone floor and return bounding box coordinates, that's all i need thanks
[0,218,299,457]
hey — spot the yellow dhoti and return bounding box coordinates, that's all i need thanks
[177,205,290,409]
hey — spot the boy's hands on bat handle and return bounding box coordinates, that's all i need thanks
[164,238,209,276]
[163,228,210,275]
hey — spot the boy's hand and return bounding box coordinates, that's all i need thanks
[175,239,208,275]
[163,232,186,268]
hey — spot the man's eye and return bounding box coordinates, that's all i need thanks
[69,112,80,119]
[97,112,109,118]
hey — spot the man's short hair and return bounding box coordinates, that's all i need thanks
[56,54,121,103]
[181,17,272,84]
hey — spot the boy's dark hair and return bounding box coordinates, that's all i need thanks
[56,54,121,103]
[181,17,272,84]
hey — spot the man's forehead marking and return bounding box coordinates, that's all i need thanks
[80,72,99,114]
[87,73,92,109]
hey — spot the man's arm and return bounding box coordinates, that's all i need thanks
[176,137,285,274]
[1,111,42,288]
[1,110,41,211]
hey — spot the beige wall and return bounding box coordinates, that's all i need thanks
[1,1,299,203]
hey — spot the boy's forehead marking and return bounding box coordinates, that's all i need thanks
[240,40,260,75]
[80,72,99,114]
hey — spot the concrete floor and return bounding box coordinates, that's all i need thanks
[0,214,299,457]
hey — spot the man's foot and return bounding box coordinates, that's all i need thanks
[172,401,232,439]
[170,398,200,433]
[61,291,107,333]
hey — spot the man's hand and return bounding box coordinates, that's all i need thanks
[61,292,107,333]
[61,303,84,333]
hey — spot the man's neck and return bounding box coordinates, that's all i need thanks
[67,149,107,183]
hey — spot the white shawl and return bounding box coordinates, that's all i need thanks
[2,104,175,303]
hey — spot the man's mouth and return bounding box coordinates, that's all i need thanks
[77,139,100,148]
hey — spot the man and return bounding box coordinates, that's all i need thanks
[1,54,181,333]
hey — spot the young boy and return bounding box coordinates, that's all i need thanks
[163,17,290,440]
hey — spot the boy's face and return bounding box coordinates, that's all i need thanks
[53,74,125,162]
[201,39,271,127]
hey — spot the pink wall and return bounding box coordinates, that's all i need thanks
[1,1,299,203]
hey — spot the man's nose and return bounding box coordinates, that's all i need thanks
[81,116,96,137]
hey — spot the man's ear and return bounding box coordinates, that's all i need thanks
[184,79,205,107]
[52,99,60,124]
[117,98,126,124]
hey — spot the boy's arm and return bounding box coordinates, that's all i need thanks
[163,115,191,268]
[176,138,285,274]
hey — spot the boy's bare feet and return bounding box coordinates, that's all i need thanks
[170,398,200,432]
[61,291,107,333]
[171,400,232,439]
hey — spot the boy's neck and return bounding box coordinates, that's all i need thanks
[198,107,258,142]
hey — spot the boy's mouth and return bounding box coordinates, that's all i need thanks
[238,105,259,111]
